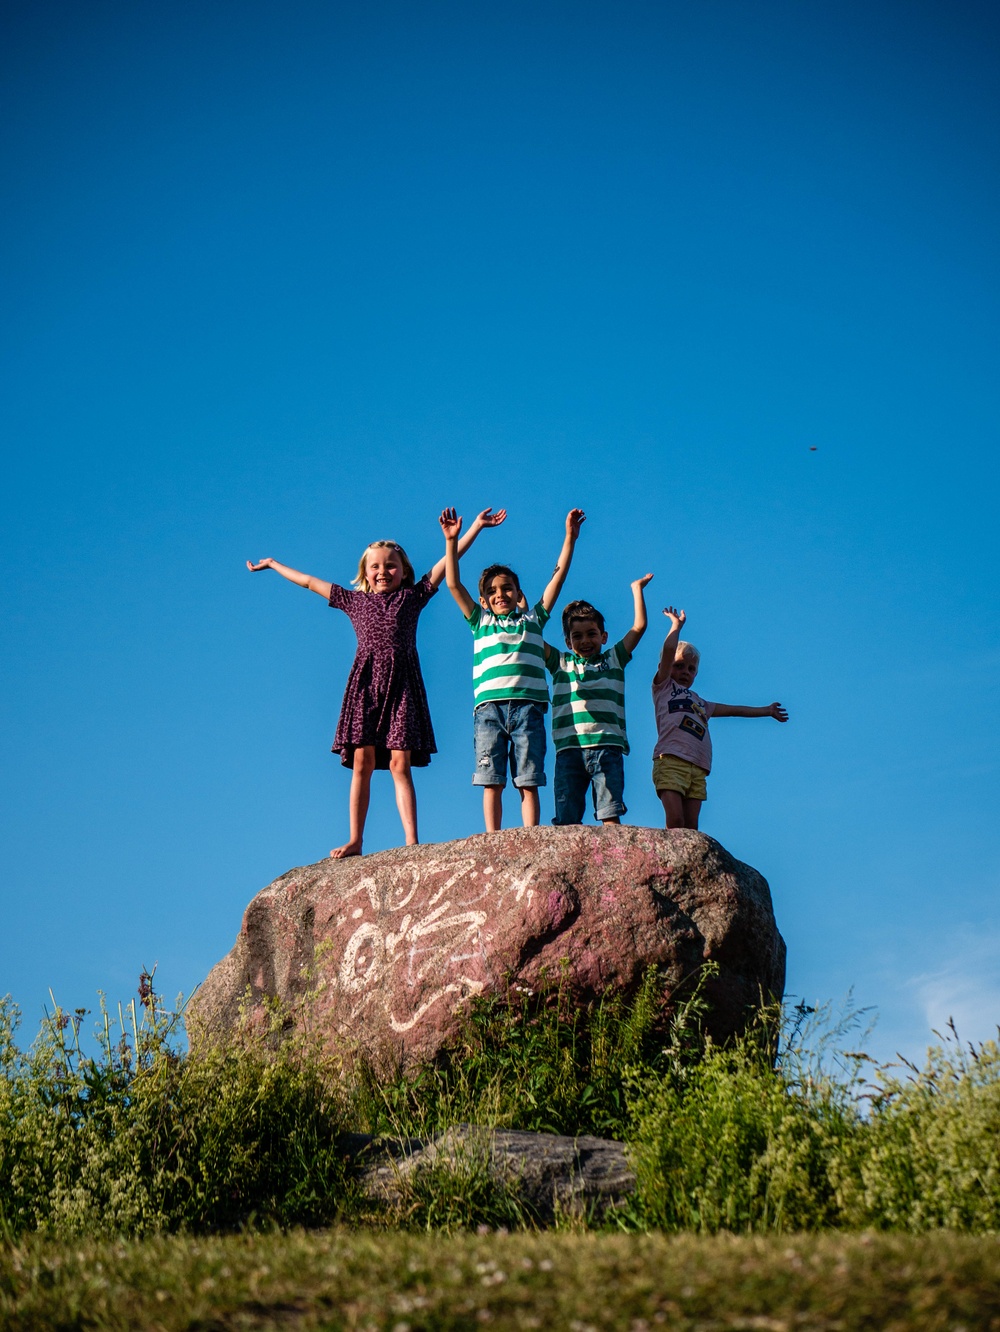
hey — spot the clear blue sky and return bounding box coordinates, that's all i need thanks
[3,0,998,1067]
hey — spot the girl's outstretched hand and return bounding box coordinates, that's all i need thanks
[769,702,789,722]
[439,508,463,541]
[476,507,507,528]
[663,605,686,629]
[247,558,274,572]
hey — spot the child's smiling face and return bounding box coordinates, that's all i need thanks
[481,573,519,615]
[566,618,608,660]
[365,546,404,594]
[670,649,699,688]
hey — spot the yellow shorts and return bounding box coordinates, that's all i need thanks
[652,753,709,801]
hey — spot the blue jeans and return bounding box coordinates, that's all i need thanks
[552,745,626,824]
[472,701,547,788]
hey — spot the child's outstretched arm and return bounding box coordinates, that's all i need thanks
[652,606,686,686]
[622,573,654,653]
[246,558,332,599]
[712,701,789,721]
[540,508,586,612]
[438,508,478,617]
[426,507,507,588]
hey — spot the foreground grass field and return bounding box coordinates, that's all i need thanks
[3,1229,999,1330]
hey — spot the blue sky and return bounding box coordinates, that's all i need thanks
[2,0,998,1067]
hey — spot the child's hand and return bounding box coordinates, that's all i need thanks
[439,508,463,541]
[247,558,274,572]
[663,605,686,630]
[516,590,528,610]
[632,573,654,591]
[566,508,586,539]
[768,702,789,722]
[476,507,507,528]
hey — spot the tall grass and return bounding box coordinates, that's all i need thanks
[629,1007,1000,1233]
[352,964,682,1142]
[0,977,350,1238]
[1,968,998,1238]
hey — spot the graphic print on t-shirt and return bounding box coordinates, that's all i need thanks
[667,694,709,723]
[679,714,706,741]
[652,678,716,771]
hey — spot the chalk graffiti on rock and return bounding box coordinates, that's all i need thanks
[334,856,536,1030]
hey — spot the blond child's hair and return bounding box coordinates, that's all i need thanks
[676,640,701,665]
[351,540,416,593]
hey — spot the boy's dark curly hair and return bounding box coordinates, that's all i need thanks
[561,599,605,637]
[478,563,521,599]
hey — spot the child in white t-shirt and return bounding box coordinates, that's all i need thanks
[652,607,788,829]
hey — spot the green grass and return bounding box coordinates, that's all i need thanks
[350,964,678,1142]
[0,981,352,1237]
[3,1229,999,1330]
[2,968,1000,1242]
[630,1009,1000,1234]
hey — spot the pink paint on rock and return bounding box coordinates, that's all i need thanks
[190,825,786,1071]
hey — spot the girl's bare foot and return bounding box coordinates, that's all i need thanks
[330,839,363,859]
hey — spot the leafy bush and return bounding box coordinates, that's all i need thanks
[3,966,1000,1239]
[0,978,350,1238]
[837,1028,1000,1232]
[628,1011,860,1232]
[629,1006,1000,1235]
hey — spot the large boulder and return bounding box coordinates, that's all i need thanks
[190,826,785,1068]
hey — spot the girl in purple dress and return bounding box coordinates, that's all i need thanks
[247,508,505,858]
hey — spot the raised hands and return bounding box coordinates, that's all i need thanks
[247,557,275,572]
[540,508,586,611]
[768,702,789,723]
[475,507,507,529]
[663,605,686,631]
[623,573,654,652]
[566,508,586,540]
[439,507,463,541]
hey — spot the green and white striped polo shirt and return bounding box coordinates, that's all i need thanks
[466,602,551,708]
[545,639,632,752]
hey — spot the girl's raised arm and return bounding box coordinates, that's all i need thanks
[246,558,333,600]
[426,506,507,588]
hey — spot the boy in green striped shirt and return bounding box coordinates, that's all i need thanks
[542,574,653,825]
[439,506,586,831]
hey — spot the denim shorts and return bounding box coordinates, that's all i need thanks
[472,700,547,788]
[552,745,626,824]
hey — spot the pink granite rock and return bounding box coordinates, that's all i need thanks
[189,825,785,1068]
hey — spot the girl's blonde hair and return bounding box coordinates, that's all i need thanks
[351,540,416,593]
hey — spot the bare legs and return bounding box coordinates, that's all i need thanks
[331,747,418,858]
[389,750,418,846]
[482,784,540,831]
[482,785,504,832]
[658,789,702,830]
[519,786,540,827]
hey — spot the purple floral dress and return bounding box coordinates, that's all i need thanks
[327,576,438,769]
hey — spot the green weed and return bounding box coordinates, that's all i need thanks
[629,1005,1000,1234]
[0,975,351,1238]
[2,966,1000,1240]
[351,964,701,1142]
